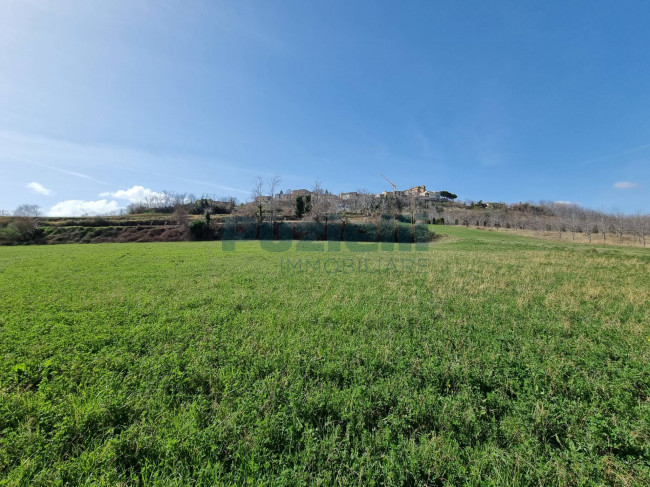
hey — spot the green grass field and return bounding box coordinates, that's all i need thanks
[1,228,649,485]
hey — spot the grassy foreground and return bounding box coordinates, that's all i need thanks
[0,228,649,485]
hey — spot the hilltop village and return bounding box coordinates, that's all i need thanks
[256,185,453,203]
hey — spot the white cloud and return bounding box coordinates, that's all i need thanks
[48,199,123,217]
[613,181,639,189]
[554,201,573,205]
[26,181,51,195]
[100,185,163,202]
[48,185,163,216]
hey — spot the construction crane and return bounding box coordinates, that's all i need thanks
[381,174,397,195]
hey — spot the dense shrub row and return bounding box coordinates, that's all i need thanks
[189,220,436,243]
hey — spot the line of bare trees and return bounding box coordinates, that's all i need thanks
[126,191,238,215]
[434,202,649,246]
[240,177,649,246]
[245,176,339,223]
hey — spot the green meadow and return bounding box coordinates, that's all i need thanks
[1,227,649,485]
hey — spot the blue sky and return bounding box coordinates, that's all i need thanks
[1,0,648,215]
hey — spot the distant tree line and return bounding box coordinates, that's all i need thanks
[432,201,649,246]
[125,191,238,215]
[2,180,649,246]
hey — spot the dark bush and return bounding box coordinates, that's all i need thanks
[396,225,414,243]
[343,222,378,242]
[293,221,326,241]
[0,219,45,245]
[0,224,21,245]
[189,220,208,240]
[189,199,232,215]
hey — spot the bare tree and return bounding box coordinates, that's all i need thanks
[252,177,265,223]
[311,179,324,197]
[267,175,281,223]
[14,204,41,217]
[351,189,374,219]
[407,193,419,225]
[583,210,597,243]
[11,204,41,240]
[547,203,567,239]
[597,208,609,242]
[444,208,462,226]
[459,212,471,227]
[306,197,335,222]
[379,195,391,214]
[491,208,506,230]
[550,213,563,239]
[567,208,580,241]
[632,213,649,247]
[507,211,522,231]
[480,210,490,228]
[611,209,627,243]
[225,196,238,213]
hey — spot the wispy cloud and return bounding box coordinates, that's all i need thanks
[1,130,249,194]
[613,181,639,189]
[9,155,106,184]
[580,143,650,167]
[26,181,51,195]
[178,178,249,195]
